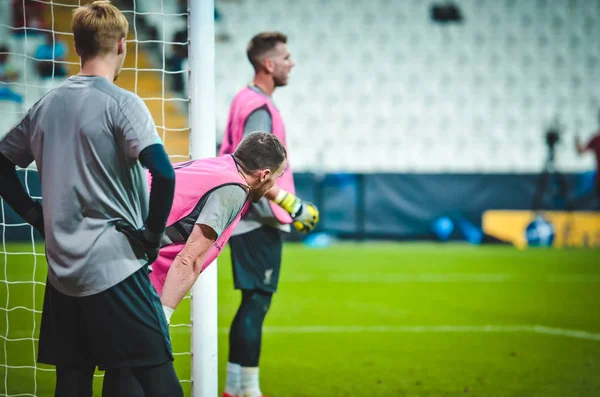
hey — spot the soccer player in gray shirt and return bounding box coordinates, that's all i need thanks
[0,2,180,396]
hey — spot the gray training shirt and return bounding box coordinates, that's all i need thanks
[0,75,162,297]
[161,185,247,248]
[195,185,248,236]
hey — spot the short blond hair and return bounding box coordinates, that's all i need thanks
[72,1,128,60]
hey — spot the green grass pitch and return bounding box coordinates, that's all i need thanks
[1,242,599,396]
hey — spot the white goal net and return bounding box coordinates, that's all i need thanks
[0,0,193,395]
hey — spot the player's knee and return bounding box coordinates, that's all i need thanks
[102,368,144,397]
[155,375,184,397]
[132,361,183,397]
[148,380,183,397]
[55,366,94,397]
[243,289,272,307]
[171,381,184,397]
[251,290,273,315]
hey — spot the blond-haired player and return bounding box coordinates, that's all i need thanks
[0,2,181,395]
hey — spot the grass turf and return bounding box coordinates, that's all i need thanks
[1,242,599,396]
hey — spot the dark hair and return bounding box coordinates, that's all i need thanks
[0,44,9,53]
[233,131,287,173]
[247,32,287,72]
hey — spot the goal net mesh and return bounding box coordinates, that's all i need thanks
[0,0,192,395]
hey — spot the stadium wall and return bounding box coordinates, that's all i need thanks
[3,170,596,242]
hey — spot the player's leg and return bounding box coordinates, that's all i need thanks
[226,226,283,397]
[102,365,182,397]
[229,290,273,365]
[229,290,273,396]
[55,366,96,397]
[79,266,181,396]
[130,361,183,397]
[38,280,96,397]
[102,368,144,397]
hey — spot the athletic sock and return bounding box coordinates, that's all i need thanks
[224,362,241,396]
[240,367,261,397]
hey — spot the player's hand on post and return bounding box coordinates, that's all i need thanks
[114,220,161,264]
[274,190,320,233]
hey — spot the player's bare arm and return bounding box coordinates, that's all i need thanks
[160,224,217,313]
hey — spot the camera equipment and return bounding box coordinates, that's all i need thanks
[545,129,560,150]
[532,120,570,210]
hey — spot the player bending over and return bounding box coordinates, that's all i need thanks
[103,131,316,395]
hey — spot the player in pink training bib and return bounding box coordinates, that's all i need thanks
[219,31,320,397]
[103,131,288,395]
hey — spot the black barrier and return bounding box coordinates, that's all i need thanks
[2,170,597,242]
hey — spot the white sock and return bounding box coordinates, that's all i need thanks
[224,362,241,396]
[240,367,261,397]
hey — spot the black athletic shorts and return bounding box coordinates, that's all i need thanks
[229,225,283,293]
[38,266,173,369]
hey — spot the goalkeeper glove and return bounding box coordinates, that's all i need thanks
[292,201,319,233]
[274,190,320,233]
[115,220,161,264]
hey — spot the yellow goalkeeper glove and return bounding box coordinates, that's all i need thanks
[292,201,319,233]
[274,190,320,233]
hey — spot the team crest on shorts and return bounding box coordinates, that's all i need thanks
[264,269,273,284]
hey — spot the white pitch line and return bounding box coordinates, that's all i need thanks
[217,325,600,342]
[544,274,600,283]
[329,274,510,283]
[279,274,600,283]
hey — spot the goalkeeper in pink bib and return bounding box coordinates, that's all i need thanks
[220,32,320,397]
[104,130,318,395]
[149,131,290,316]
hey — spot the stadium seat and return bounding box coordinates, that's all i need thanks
[212,0,599,173]
[2,0,598,174]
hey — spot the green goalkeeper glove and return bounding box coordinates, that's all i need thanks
[274,190,320,233]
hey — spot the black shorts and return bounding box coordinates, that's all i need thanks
[38,266,173,369]
[230,225,283,293]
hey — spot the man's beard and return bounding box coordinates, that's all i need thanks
[250,190,264,203]
[273,75,288,87]
[249,183,271,203]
